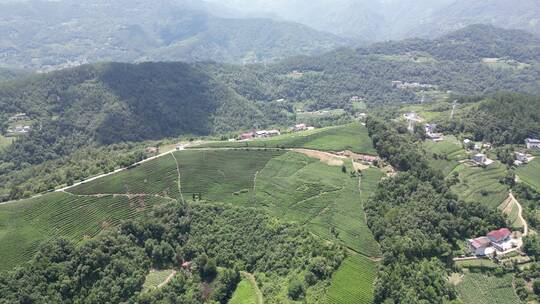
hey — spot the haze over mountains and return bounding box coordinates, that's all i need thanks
[213,0,540,41]
[0,0,347,70]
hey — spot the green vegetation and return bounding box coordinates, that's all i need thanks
[0,135,13,151]
[517,157,540,192]
[143,269,175,292]
[423,136,467,176]
[68,153,180,198]
[254,152,381,256]
[327,254,376,304]
[0,192,169,271]
[366,117,505,303]
[198,123,377,155]
[436,93,540,145]
[450,162,509,208]
[456,273,521,304]
[176,149,284,204]
[229,275,259,304]
[0,201,345,303]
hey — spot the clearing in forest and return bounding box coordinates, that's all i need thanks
[450,161,509,208]
[143,269,177,292]
[423,135,467,176]
[327,254,377,304]
[0,192,169,271]
[195,123,377,155]
[455,273,521,304]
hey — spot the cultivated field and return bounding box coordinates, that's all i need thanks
[229,278,258,304]
[195,123,377,155]
[517,157,540,192]
[456,273,521,304]
[423,136,466,176]
[327,254,377,304]
[68,154,180,198]
[451,162,509,208]
[0,192,169,271]
[254,152,381,256]
[175,149,284,204]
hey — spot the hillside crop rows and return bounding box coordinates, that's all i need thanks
[456,273,521,304]
[0,192,169,271]
[196,123,377,155]
[175,149,284,204]
[254,152,381,256]
[517,157,540,192]
[423,136,467,176]
[68,154,180,198]
[451,162,509,208]
[327,254,376,304]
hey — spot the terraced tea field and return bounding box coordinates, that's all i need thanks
[175,149,285,204]
[517,157,540,191]
[327,254,377,304]
[451,162,509,208]
[455,273,521,304]
[143,269,176,292]
[0,192,169,271]
[254,152,381,256]
[196,123,377,155]
[68,154,180,198]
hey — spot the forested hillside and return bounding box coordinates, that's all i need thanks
[207,25,540,110]
[0,62,264,169]
[0,0,347,70]
[435,93,540,145]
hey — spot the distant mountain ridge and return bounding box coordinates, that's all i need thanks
[0,0,347,70]
[211,0,540,41]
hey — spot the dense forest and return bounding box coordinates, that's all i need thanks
[0,201,344,303]
[435,93,540,145]
[365,118,504,303]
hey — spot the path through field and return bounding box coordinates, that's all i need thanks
[171,152,184,202]
[240,271,263,304]
[157,270,177,288]
[509,192,528,237]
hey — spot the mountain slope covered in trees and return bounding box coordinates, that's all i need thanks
[0,0,347,70]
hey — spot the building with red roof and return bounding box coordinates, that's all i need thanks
[487,228,511,243]
[468,237,494,256]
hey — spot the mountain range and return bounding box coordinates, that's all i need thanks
[0,0,347,70]
[212,0,540,41]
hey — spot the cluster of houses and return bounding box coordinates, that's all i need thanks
[469,228,518,256]
[392,81,436,90]
[8,113,29,121]
[350,96,364,102]
[424,124,443,142]
[240,129,281,140]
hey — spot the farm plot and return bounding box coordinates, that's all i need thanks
[68,154,179,198]
[143,269,176,292]
[196,123,377,155]
[451,162,509,208]
[0,134,13,150]
[0,192,168,271]
[254,152,381,257]
[327,254,377,304]
[229,276,259,304]
[175,149,284,204]
[456,273,521,304]
[517,157,540,192]
[423,136,466,176]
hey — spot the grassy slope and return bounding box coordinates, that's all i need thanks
[516,157,540,192]
[143,269,175,292]
[327,254,377,304]
[456,273,521,304]
[0,135,13,151]
[0,192,169,271]
[68,154,180,198]
[229,279,257,304]
[423,135,467,176]
[195,123,377,155]
[451,162,508,208]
